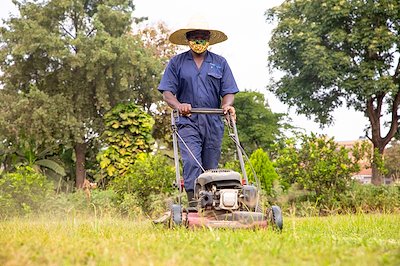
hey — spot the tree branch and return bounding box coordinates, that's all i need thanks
[383,89,400,146]
[58,22,75,39]
[366,97,381,147]
[393,57,400,82]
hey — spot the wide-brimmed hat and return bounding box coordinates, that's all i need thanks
[169,15,227,45]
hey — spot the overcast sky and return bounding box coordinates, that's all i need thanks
[1,0,372,141]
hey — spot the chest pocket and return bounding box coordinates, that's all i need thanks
[207,63,222,79]
[207,63,222,93]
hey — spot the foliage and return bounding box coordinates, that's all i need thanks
[151,101,173,150]
[221,91,285,164]
[110,153,175,212]
[273,133,361,205]
[0,166,54,218]
[96,103,154,182]
[0,0,163,186]
[0,88,76,176]
[384,140,400,182]
[266,0,400,184]
[245,148,279,195]
[338,183,400,214]
[134,21,179,148]
[272,181,400,216]
[136,21,180,63]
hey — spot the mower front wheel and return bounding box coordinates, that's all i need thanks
[267,205,283,231]
[169,204,183,227]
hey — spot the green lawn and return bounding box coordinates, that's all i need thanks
[0,214,399,265]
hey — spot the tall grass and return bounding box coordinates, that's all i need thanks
[0,214,399,265]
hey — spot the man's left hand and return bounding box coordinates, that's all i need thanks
[222,105,236,123]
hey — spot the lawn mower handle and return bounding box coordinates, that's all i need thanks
[170,107,248,190]
[189,108,225,115]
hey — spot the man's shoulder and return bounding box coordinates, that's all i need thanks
[207,51,227,64]
[171,50,190,61]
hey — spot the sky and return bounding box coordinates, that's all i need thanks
[0,0,371,141]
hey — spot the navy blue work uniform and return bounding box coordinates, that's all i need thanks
[158,50,239,192]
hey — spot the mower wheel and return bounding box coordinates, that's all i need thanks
[170,204,182,227]
[267,205,283,231]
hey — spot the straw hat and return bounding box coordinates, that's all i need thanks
[169,15,227,45]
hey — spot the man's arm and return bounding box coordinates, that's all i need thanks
[163,91,191,116]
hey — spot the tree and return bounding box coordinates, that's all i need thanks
[137,21,180,62]
[0,88,77,176]
[221,91,285,164]
[273,133,361,205]
[267,0,400,185]
[135,21,180,148]
[0,0,163,187]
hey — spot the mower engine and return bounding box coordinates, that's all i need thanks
[194,169,258,211]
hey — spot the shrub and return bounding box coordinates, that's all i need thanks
[0,166,54,218]
[245,148,279,195]
[44,189,125,218]
[273,133,360,206]
[271,181,400,216]
[97,103,155,182]
[118,193,144,219]
[338,182,400,213]
[111,153,175,213]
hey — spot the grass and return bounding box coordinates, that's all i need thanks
[0,214,399,266]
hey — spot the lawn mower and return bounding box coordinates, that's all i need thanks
[164,108,283,230]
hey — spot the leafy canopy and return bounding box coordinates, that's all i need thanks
[0,0,163,143]
[267,0,400,124]
[267,0,400,184]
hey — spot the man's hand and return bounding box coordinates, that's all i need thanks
[222,105,236,123]
[178,103,192,116]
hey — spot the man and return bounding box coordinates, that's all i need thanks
[158,16,239,206]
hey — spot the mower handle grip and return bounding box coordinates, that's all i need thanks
[189,108,224,115]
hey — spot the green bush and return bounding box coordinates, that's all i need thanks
[245,148,279,195]
[273,133,360,206]
[0,166,54,218]
[111,153,175,213]
[118,193,144,219]
[338,183,400,213]
[97,103,155,182]
[271,181,400,216]
[44,189,123,218]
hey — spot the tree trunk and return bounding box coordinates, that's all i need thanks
[74,142,86,188]
[371,163,383,185]
[366,90,400,185]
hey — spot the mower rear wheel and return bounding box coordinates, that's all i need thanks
[267,205,283,231]
[170,204,182,227]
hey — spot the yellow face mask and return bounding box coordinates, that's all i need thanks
[189,39,209,54]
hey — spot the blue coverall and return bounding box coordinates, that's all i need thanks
[158,50,239,192]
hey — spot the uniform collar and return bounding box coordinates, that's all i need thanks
[187,50,212,63]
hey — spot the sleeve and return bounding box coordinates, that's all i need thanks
[220,59,239,97]
[158,58,178,95]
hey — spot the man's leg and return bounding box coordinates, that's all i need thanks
[178,124,202,206]
[202,116,224,170]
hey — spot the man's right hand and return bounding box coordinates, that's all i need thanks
[178,103,192,116]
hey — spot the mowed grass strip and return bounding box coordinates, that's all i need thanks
[0,214,399,266]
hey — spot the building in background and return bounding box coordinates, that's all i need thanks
[338,139,394,184]
[337,139,372,184]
